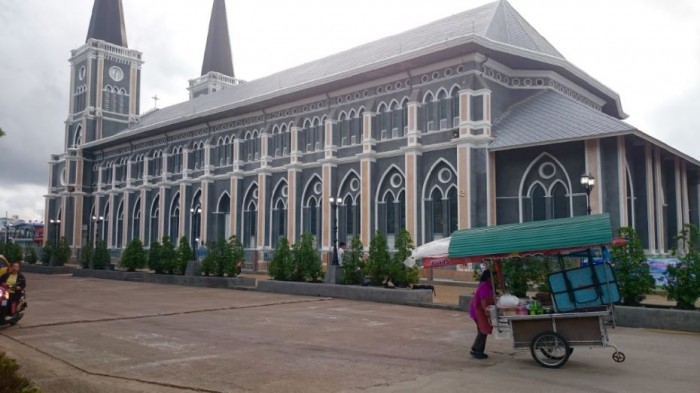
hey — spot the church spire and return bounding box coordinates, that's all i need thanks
[86,0,128,47]
[201,0,234,77]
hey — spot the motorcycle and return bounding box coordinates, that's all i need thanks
[0,283,26,327]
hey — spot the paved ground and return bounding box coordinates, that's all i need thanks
[1,274,698,393]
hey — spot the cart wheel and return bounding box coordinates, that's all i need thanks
[530,331,571,368]
[612,351,626,363]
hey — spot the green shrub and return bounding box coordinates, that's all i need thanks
[293,233,323,282]
[390,229,419,287]
[79,242,93,268]
[40,244,52,264]
[120,239,146,272]
[147,241,163,273]
[24,248,38,264]
[0,351,40,393]
[200,240,216,276]
[53,237,71,266]
[611,227,655,306]
[341,236,366,285]
[176,236,193,275]
[226,235,244,277]
[159,236,179,274]
[268,237,293,281]
[3,242,23,263]
[365,231,391,286]
[92,240,110,270]
[666,224,700,309]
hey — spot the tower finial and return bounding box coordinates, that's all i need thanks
[201,0,234,77]
[86,0,128,47]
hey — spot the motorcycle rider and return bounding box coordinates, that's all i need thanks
[0,262,26,315]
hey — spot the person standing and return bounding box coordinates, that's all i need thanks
[337,242,347,266]
[469,269,495,359]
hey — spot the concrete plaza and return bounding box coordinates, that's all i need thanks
[1,274,698,392]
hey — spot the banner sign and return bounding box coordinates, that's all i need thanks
[647,258,679,287]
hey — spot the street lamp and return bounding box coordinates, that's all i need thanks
[328,197,342,266]
[580,174,596,215]
[190,207,202,261]
[92,215,104,246]
[49,219,61,246]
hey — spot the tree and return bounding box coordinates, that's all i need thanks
[92,240,110,270]
[24,247,38,264]
[80,242,94,268]
[226,235,245,277]
[0,127,5,138]
[611,227,655,306]
[159,236,178,274]
[341,235,366,285]
[120,239,147,272]
[2,243,22,264]
[40,244,52,264]
[148,241,163,273]
[666,224,700,309]
[365,231,392,286]
[390,229,419,287]
[268,237,293,281]
[176,236,193,275]
[293,233,323,282]
[53,237,71,266]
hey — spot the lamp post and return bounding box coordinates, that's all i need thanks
[49,219,61,246]
[580,174,596,215]
[328,197,342,266]
[92,215,104,246]
[190,207,202,261]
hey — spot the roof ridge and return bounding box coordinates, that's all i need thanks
[500,0,563,58]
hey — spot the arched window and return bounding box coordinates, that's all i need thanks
[550,182,570,219]
[401,100,409,136]
[243,185,258,249]
[215,193,231,240]
[447,187,458,234]
[169,193,180,241]
[431,188,445,240]
[438,90,448,129]
[379,104,389,139]
[102,202,110,243]
[150,195,160,245]
[354,109,364,145]
[72,124,82,148]
[272,198,287,247]
[339,113,349,146]
[302,177,323,243]
[530,184,546,222]
[390,102,401,138]
[450,87,460,127]
[115,201,124,248]
[133,198,141,241]
[424,93,435,131]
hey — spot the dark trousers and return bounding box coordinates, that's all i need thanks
[471,321,488,353]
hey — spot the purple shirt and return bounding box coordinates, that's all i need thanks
[469,281,493,320]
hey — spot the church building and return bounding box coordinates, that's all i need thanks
[46,0,700,267]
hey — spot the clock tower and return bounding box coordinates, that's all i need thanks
[66,0,143,147]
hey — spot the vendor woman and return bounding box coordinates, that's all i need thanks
[469,269,495,359]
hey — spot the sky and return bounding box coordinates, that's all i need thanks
[0,0,699,221]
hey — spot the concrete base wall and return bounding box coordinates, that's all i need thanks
[615,306,700,333]
[458,295,699,332]
[72,269,256,289]
[21,264,78,275]
[258,281,433,305]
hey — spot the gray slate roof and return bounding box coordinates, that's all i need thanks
[86,0,128,47]
[88,0,583,147]
[201,0,234,77]
[490,91,635,150]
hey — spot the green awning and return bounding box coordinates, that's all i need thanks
[448,214,613,261]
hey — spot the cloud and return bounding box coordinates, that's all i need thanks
[0,182,46,221]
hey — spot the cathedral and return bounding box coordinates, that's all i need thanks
[46,0,700,268]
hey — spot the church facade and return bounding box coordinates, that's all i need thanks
[46,0,700,267]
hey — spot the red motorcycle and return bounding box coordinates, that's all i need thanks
[0,283,26,327]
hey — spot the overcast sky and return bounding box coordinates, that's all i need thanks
[1,0,699,221]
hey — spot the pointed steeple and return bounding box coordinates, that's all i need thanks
[201,0,234,77]
[86,0,128,47]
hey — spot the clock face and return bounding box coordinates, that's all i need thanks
[108,66,124,82]
[78,66,86,81]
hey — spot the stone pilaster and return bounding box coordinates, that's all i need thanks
[645,144,656,252]
[617,136,628,227]
[360,111,375,246]
[140,189,147,243]
[230,176,240,237]
[287,168,300,242]
[457,145,470,229]
[179,183,187,240]
[257,172,270,249]
[73,195,84,248]
[654,148,665,252]
[201,180,210,242]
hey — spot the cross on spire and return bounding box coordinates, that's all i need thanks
[152,95,160,108]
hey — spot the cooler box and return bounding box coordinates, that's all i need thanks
[548,262,620,312]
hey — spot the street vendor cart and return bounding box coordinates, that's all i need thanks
[437,214,626,368]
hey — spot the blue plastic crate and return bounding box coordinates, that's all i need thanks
[548,262,620,312]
